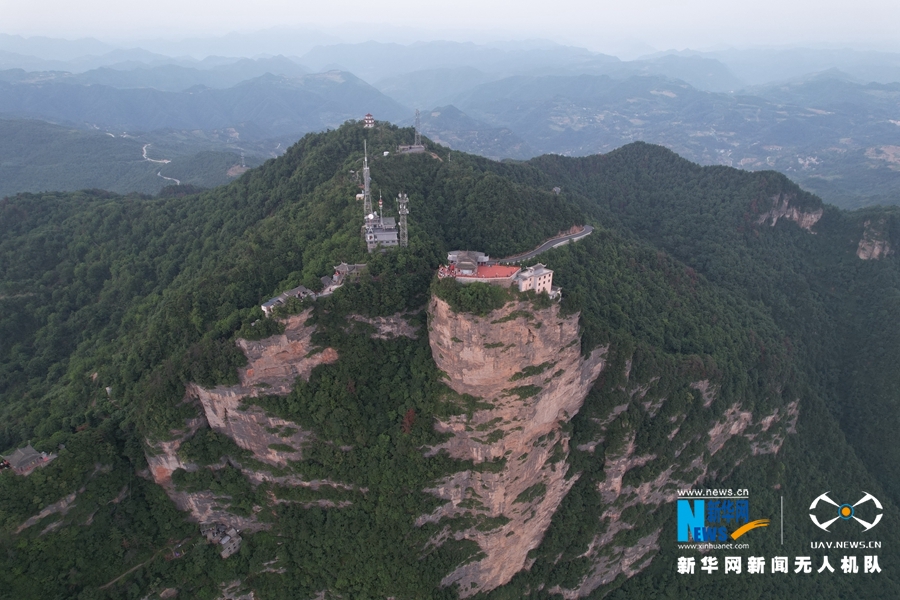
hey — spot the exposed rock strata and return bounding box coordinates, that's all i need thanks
[857,218,892,260]
[236,310,338,396]
[554,365,798,597]
[348,313,419,339]
[146,309,341,526]
[187,309,338,466]
[16,492,78,534]
[423,296,606,596]
[756,193,823,231]
[187,384,310,466]
[146,417,207,488]
[145,418,262,530]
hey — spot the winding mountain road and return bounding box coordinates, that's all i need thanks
[499,225,594,264]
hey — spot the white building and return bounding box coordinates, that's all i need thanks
[515,263,554,294]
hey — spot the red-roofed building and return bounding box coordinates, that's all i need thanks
[440,251,560,299]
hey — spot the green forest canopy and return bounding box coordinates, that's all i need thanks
[0,122,898,598]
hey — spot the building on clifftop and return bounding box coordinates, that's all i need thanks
[515,263,556,295]
[440,252,561,299]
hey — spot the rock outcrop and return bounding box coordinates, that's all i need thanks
[756,193,823,231]
[188,309,338,466]
[145,417,261,530]
[235,310,338,396]
[857,218,893,260]
[552,366,798,597]
[145,309,340,526]
[422,296,606,596]
[348,313,419,340]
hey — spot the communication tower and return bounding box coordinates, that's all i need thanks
[398,192,409,247]
[359,141,400,252]
[362,140,373,219]
[398,109,426,153]
[414,109,422,147]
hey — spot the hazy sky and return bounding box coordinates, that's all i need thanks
[3,0,900,54]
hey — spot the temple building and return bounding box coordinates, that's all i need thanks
[2,444,55,475]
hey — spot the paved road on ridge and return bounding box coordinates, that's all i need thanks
[498,225,594,264]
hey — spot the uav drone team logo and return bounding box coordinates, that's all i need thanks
[809,491,883,532]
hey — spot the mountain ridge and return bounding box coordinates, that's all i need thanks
[0,124,898,598]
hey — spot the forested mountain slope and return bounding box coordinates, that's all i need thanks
[0,119,262,197]
[0,123,897,599]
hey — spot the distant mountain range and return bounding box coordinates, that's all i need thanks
[1,34,900,206]
[0,70,408,137]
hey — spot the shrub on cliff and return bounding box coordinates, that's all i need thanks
[431,277,511,316]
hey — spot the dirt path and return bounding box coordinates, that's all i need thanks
[98,536,194,590]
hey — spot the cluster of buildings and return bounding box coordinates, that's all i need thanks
[0,444,55,476]
[363,111,425,154]
[260,128,419,315]
[260,262,366,316]
[439,250,560,299]
[359,141,410,253]
[200,522,242,559]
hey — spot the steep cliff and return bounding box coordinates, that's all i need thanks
[145,309,340,525]
[756,193,823,231]
[144,417,262,530]
[857,218,893,259]
[422,293,798,597]
[422,296,606,595]
[551,370,797,597]
[188,309,337,466]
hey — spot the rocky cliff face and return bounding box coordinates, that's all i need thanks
[757,193,823,231]
[422,296,606,595]
[145,309,340,526]
[188,309,338,466]
[423,295,797,597]
[857,218,893,260]
[145,417,262,530]
[551,376,797,597]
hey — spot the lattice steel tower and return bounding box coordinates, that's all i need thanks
[397,192,409,247]
[362,140,373,219]
[414,109,422,147]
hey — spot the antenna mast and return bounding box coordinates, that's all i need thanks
[414,109,422,147]
[363,140,373,220]
[398,192,409,247]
